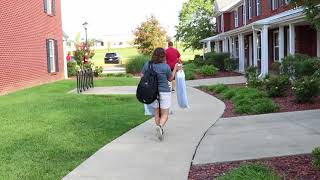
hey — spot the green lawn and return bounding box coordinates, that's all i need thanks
[0,77,147,179]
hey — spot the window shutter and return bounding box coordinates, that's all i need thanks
[268,0,272,10]
[43,0,47,13]
[252,0,256,17]
[46,39,51,73]
[239,6,243,26]
[52,0,56,16]
[246,0,250,20]
[54,40,59,72]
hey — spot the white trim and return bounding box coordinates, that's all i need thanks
[48,39,56,73]
[234,9,239,28]
[63,39,68,79]
[256,0,261,16]
[222,38,228,52]
[273,30,280,61]
[249,35,253,66]
[46,0,52,15]
[289,23,295,55]
[207,41,212,53]
[248,0,252,19]
[229,37,233,56]
[221,14,224,32]
[279,26,285,62]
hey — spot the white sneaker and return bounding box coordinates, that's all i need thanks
[156,125,163,141]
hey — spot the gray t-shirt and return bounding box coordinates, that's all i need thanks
[142,62,172,92]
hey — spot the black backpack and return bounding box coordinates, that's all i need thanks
[136,61,160,105]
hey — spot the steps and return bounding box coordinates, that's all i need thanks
[103,64,126,74]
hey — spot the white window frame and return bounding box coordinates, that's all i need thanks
[248,0,252,19]
[273,31,280,61]
[46,0,52,15]
[234,10,239,28]
[48,39,56,73]
[234,37,239,58]
[257,34,261,61]
[256,0,261,16]
[272,0,278,10]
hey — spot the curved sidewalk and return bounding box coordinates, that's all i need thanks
[63,86,225,180]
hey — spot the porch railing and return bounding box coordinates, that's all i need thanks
[76,69,94,93]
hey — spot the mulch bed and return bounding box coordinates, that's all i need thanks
[188,154,320,180]
[194,71,242,80]
[199,84,320,118]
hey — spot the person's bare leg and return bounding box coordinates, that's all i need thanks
[159,109,170,128]
[154,108,160,126]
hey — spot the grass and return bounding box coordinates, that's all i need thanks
[0,77,147,179]
[201,84,279,115]
[217,164,281,180]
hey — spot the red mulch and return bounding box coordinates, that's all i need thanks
[199,84,320,118]
[188,154,320,180]
[194,71,242,80]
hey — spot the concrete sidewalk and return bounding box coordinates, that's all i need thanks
[186,76,246,87]
[63,87,225,180]
[193,110,320,165]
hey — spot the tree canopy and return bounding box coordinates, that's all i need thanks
[133,15,167,55]
[176,0,215,50]
[291,0,320,30]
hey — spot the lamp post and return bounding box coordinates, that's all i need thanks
[82,22,88,64]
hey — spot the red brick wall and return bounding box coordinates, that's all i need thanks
[0,0,64,95]
[295,25,317,57]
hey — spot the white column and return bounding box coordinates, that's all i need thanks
[289,24,295,55]
[317,29,320,57]
[253,30,258,67]
[279,26,285,62]
[203,43,206,59]
[222,38,228,52]
[229,37,233,57]
[260,25,269,78]
[207,41,211,53]
[238,34,245,73]
[249,36,253,66]
[243,0,247,25]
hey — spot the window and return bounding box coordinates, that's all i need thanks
[234,10,239,28]
[272,0,279,10]
[273,31,279,61]
[233,37,239,58]
[248,0,252,19]
[44,0,56,16]
[257,0,262,16]
[46,39,59,73]
[257,33,261,61]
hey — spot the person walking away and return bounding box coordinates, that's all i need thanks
[166,41,182,92]
[66,52,72,62]
[141,48,180,141]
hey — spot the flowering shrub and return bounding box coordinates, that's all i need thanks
[292,76,320,103]
[265,75,290,97]
[245,67,264,89]
[73,42,95,68]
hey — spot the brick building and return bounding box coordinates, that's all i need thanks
[201,0,320,77]
[0,0,64,95]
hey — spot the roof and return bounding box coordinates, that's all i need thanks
[214,0,242,13]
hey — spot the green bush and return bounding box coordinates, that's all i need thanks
[265,75,290,97]
[125,55,150,74]
[83,61,94,70]
[312,147,320,169]
[93,66,103,77]
[212,84,229,93]
[245,66,264,89]
[271,62,281,75]
[198,65,218,76]
[224,58,238,71]
[292,76,320,103]
[204,52,230,70]
[185,70,196,80]
[194,55,206,67]
[183,62,197,80]
[313,69,320,79]
[67,61,78,77]
[281,54,320,79]
[217,164,281,180]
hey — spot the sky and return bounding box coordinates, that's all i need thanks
[61,0,187,40]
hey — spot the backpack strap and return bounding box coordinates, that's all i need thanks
[149,61,161,118]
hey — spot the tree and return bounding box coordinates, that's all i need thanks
[176,0,215,50]
[291,0,320,30]
[73,33,95,68]
[133,15,167,55]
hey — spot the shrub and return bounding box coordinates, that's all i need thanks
[292,76,320,103]
[194,55,206,67]
[217,164,281,180]
[204,52,230,70]
[183,62,197,80]
[212,84,229,93]
[93,66,103,77]
[312,147,320,169]
[185,70,196,80]
[282,54,320,79]
[125,55,150,74]
[245,67,264,89]
[271,62,281,75]
[67,61,78,77]
[83,61,94,70]
[313,69,320,79]
[265,75,290,97]
[198,65,218,76]
[224,58,238,71]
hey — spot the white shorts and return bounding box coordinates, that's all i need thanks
[151,92,172,109]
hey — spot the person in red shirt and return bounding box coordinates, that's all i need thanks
[166,41,182,92]
[66,52,72,62]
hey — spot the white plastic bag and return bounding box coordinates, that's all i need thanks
[176,70,189,108]
[144,104,155,116]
